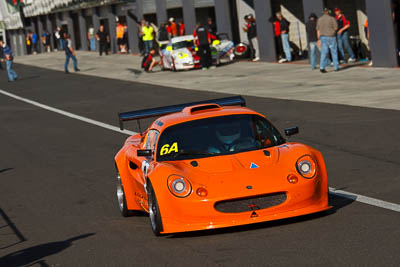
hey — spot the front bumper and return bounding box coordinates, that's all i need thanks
[159,179,330,234]
[161,199,330,234]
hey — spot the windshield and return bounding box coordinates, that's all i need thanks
[156,114,285,161]
[172,40,193,50]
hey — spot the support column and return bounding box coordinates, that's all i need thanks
[11,31,19,56]
[107,5,117,53]
[38,16,44,53]
[155,0,167,26]
[65,12,76,49]
[215,0,232,38]
[302,0,323,20]
[136,0,143,20]
[366,0,398,67]
[183,0,196,34]
[79,10,88,50]
[20,29,27,55]
[126,8,139,54]
[56,13,62,27]
[254,0,276,62]
[92,7,100,52]
[46,14,54,51]
[17,30,24,56]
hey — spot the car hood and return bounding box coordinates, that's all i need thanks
[162,143,313,192]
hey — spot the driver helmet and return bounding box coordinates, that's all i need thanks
[216,123,241,145]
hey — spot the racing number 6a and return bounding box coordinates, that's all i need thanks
[160,142,178,155]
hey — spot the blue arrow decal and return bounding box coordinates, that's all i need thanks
[250,162,259,169]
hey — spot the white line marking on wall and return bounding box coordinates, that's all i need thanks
[1,89,400,213]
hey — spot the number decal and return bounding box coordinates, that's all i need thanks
[169,142,178,153]
[160,142,178,155]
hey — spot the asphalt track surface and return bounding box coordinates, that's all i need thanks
[1,64,399,266]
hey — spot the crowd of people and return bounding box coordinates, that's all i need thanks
[140,17,222,72]
[305,7,369,73]
[3,6,398,80]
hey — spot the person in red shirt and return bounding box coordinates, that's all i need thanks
[334,8,356,63]
[273,19,284,60]
[169,17,178,37]
[142,48,160,72]
[178,20,185,36]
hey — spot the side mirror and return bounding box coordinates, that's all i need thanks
[137,149,153,157]
[284,126,299,137]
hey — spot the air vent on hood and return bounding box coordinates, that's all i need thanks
[187,104,222,114]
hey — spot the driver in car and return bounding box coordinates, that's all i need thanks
[208,122,257,154]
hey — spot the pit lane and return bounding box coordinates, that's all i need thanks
[1,64,399,266]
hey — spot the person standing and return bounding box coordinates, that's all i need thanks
[178,20,185,36]
[273,18,284,61]
[142,21,154,54]
[44,31,51,52]
[193,23,212,69]
[55,27,62,50]
[317,8,339,73]
[334,8,356,63]
[0,40,18,81]
[168,18,178,38]
[96,25,109,56]
[306,13,320,70]
[242,14,259,61]
[64,34,79,74]
[26,32,32,54]
[88,26,96,51]
[116,22,125,53]
[276,12,291,63]
[32,32,38,54]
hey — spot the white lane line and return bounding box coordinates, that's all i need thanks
[0,89,136,136]
[1,89,400,213]
[329,187,400,212]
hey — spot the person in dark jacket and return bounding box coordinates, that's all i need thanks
[242,14,259,61]
[96,25,109,56]
[64,34,80,74]
[193,23,212,69]
[0,40,18,81]
[306,13,320,69]
[276,12,292,63]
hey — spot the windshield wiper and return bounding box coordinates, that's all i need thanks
[172,150,215,158]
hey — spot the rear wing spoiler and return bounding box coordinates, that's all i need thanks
[118,95,246,130]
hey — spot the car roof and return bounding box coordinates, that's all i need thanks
[149,105,262,132]
[171,35,194,43]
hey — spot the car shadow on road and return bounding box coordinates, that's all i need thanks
[0,233,95,267]
[168,193,354,239]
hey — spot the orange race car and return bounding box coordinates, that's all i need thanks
[115,96,331,235]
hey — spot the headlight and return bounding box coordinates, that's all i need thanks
[167,175,192,197]
[296,155,317,179]
[177,52,188,59]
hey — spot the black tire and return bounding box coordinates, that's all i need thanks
[116,170,134,217]
[147,179,163,236]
